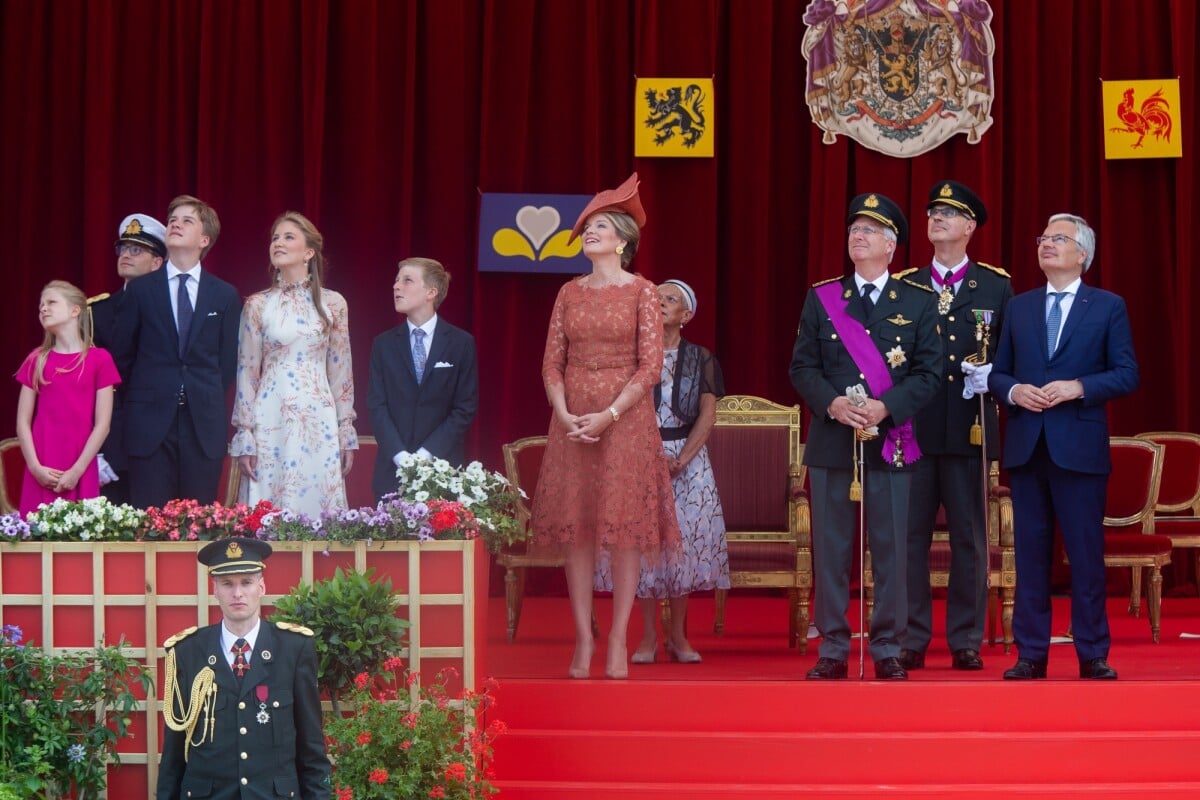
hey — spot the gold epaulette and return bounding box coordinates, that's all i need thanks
[163,626,198,649]
[976,261,1012,278]
[87,292,111,306]
[893,267,919,279]
[811,276,842,288]
[902,279,935,293]
[276,621,315,636]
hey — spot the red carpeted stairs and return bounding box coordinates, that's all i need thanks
[490,678,1200,798]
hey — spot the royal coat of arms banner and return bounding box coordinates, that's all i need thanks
[634,78,715,157]
[1102,79,1183,159]
[477,193,590,273]
[802,0,996,158]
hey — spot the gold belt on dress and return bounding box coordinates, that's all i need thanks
[568,356,637,371]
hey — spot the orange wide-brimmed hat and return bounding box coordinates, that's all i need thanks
[568,172,647,243]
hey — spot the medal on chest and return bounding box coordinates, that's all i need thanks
[937,283,953,315]
[255,685,270,724]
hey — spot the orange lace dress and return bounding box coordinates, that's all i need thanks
[531,276,682,562]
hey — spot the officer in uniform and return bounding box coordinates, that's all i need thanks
[894,181,1012,672]
[790,193,944,680]
[156,538,330,799]
[91,214,167,504]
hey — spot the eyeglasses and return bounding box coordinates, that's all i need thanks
[115,243,150,256]
[847,224,885,237]
[927,206,964,220]
[1035,234,1080,247]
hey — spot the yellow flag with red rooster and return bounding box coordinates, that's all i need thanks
[1102,79,1183,159]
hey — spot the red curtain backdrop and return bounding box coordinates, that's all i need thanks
[1,0,1195,475]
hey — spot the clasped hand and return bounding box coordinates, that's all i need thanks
[560,409,612,444]
[828,395,888,429]
[1012,379,1084,412]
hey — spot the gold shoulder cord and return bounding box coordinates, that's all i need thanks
[162,648,218,762]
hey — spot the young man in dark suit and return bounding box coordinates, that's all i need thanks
[111,195,241,508]
[367,257,479,500]
[91,213,167,505]
[156,538,330,799]
[894,181,1012,672]
[988,213,1138,680]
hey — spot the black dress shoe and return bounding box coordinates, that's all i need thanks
[898,648,925,670]
[805,657,848,680]
[1002,658,1047,680]
[951,648,984,671]
[873,657,908,680]
[1079,658,1118,680]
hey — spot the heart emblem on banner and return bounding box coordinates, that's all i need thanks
[515,206,560,250]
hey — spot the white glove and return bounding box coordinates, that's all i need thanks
[961,362,992,400]
[97,453,118,486]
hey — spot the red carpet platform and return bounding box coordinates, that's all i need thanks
[485,595,1200,798]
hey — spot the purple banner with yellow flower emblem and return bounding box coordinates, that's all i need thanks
[477,193,591,273]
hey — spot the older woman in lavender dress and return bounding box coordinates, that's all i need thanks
[631,279,729,663]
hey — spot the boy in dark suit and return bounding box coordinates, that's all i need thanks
[111,195,241,508]
[367,257,479,500]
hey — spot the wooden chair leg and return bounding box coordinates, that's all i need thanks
[797,588,811,654]
[986,586,998,646]
[1001,585,1015,655]
[713,589,727,636]
[1149,565,1164,643]
[503,566,522,642]
[786,588,797,649]
[1129,565,1143,618]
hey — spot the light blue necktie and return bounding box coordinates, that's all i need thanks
[1046,291,1066,356]
[412,328,427,382]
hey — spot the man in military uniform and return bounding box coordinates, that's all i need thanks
[91,214,167,504]
[894,181,1012,672]
[790,193,944,680]
[157,538,330,799]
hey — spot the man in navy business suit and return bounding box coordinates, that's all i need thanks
[367,257,479,500]
[111,195,241,508]
[987,213,1138,680]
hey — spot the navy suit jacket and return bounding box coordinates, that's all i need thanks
[367,318,479,498]
[110,267,241,461]
[989,283,1138,475]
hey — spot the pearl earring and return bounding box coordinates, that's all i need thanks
[615,244,625,255]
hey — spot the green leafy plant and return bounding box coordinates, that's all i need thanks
[271,568,410,711]
[1,625,153,799]
[324,664,502,800]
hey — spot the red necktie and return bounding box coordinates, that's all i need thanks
[232,638,251,679]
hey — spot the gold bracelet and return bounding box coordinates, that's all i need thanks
[608,406,620,422]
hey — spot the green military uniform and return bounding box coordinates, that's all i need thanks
[789,193,944,674]
[896,180,1014,670]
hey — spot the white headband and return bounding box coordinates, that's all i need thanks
[663,279,697,315]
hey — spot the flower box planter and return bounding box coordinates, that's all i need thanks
[0,538,488,799]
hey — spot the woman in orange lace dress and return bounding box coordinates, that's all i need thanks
[531,174,681,680]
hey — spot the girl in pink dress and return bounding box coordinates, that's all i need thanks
[15,281,120,516]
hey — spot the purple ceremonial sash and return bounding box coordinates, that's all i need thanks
[814,281,922,466]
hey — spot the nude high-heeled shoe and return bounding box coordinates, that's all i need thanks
[665,639,702,664]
